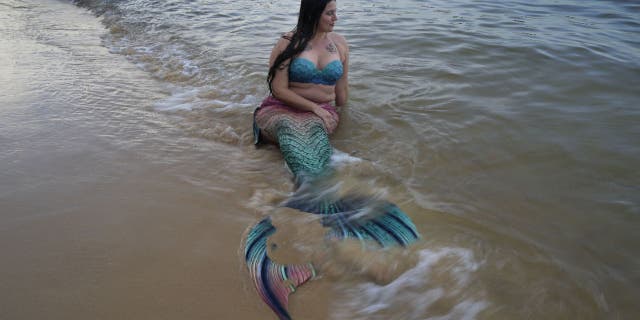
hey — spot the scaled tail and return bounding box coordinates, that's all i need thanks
[247,98,420,319]
[244,218,316,320]
[284,191,420,248]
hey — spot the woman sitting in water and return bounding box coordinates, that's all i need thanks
[254,0,348,177]
[246,1,419,319]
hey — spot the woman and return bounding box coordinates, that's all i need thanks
[245,1,419,319]
[254,0,349,177]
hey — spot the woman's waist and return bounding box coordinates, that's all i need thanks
[289,84,335,104]
[261,96,336,112]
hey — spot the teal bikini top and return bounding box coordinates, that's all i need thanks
[289,58,343,85]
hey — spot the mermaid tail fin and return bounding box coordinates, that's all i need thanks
[244,218,316,320]
[323,201,420,247]
[244,195,419,320]
[244,201,419,319]
[284,192,420,248]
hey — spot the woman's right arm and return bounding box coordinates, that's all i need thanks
[269,36,337,131]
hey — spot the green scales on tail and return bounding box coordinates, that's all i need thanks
[246,96,420,320]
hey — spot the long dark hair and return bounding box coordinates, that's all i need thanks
[267,0,334,95]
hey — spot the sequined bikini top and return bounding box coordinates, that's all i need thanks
[288,58,343,85]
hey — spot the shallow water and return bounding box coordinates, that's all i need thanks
[1,0,639,319]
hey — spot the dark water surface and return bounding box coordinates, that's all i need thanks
[1,0,639,319]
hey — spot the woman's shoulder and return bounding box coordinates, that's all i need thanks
[282,31,294,40]
[272,32,293,52]
[329,32,349,56]
[329,32,349,61]
[329,32,348,46]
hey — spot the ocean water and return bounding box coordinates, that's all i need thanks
[1,0,639,319]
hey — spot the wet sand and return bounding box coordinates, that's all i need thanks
[0,2,287,319]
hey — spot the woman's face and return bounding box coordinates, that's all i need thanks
[317,1,338,33]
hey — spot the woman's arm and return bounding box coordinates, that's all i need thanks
[334,34,349,107]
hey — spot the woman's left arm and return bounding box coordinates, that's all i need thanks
[335,34,349,107]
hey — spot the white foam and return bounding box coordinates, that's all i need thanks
[154,85,253,112]
[209,99,228,107]
[157,44,201,78]
[154,87,201,111]
[202,94,259,112]
[179,57,200,77]
[330,247,487,320]
[150,85,258,142]
[330,149,363,166]
[240,94,259,105]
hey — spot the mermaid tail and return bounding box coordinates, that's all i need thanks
[244,201,419,320]
[254,96,336,178]
[284,193,420,247]
[245,218,316,320]
[246,97,420,319]
[277,116,332,178]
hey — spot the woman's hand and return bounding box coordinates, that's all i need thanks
[312,105,337,134]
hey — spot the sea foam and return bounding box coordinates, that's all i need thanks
[330,247,487,320]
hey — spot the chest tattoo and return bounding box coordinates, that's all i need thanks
[326,42,337,54]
